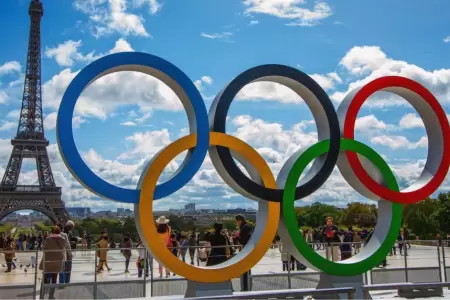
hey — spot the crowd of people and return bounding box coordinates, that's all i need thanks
[2,215,450,297]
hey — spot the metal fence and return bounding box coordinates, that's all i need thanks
[0,240,449,299]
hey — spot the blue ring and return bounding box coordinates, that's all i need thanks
[56,52,209,203]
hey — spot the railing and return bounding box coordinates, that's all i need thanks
[362,282,450,299]
[0,240,449,299]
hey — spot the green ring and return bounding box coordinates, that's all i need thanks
[282,138,402,276]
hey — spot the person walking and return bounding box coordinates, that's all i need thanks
[322,217,340,262]
[235,215,253,291]
[40,226,67,300]
[3,237,14,273]
[120,234,132,273]
[404,227,411,249]
[96,235,111,273]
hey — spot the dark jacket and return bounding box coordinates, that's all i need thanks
[322,225,340,244]
[239,222,254,246]
[340,231,353,252]
[204,232,229,266]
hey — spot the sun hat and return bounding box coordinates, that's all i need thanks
[156,216,170,224]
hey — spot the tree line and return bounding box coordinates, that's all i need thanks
[7,192,448,241]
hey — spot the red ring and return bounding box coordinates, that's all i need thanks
[343,76,450,204]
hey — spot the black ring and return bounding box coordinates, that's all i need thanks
[209,64,341,202]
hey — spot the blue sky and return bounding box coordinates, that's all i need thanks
[0,0,449,213]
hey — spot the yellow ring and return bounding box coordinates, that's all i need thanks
[138,132,280,282]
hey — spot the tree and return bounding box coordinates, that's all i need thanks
[295,202,342,228]
[404,198,440,239]
[339,202,376,227]
[435,192,450,234]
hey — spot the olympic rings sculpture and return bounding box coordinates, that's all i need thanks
[57,52,450,282]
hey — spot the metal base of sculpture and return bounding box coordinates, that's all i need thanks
[184,280,233,298]
[315,273,370,300]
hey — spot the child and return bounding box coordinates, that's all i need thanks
[136,239,149,278]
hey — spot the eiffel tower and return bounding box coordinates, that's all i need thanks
[0,0,69,224]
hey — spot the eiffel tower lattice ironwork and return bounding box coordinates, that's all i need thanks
[0,0,69,224]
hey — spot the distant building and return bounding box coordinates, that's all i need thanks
[117,208,125,217]
[184,203,195,211]
[226,208,246,214]
[93,210,113,218]
[67,207,91,219]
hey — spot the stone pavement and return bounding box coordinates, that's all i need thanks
[0,244,449,299]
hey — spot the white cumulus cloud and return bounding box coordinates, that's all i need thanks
[243,0,332,26]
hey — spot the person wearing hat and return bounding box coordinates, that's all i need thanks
[156,216,172,278]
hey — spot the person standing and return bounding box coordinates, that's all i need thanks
[136,239,149,278]
[169,234,180,276]
[322,217,340,262]
[235,215,253,291]
[353,231,361,254]
[276,238,289,271]
[156,216,171,278]
[56,223,71,284]
[87,233,92,250]
[188,234,197,265]
[81,231,87,250]
[204,223,230,266]
[179,234,189,263]
[63,220,75,283]
[340,227,353,261]
[398,229,407,255]
[40,226,67,300]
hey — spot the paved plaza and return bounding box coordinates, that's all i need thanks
[0,244,449,299]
